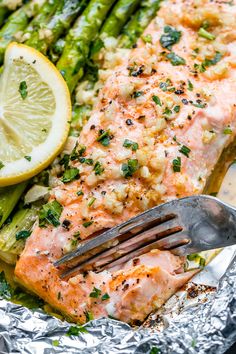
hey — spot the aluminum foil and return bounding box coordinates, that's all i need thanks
[0,248,235,354]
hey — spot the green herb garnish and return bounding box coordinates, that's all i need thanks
[150,347,160,354]
[85,311,94,322]
[223,126,232,135]
[83,221,94,228]
[0,271,12,299]
[142,34,152,43]
[160,26,181,50]
[24,156,31,161]
[172,157,181,172]
[101,293,110,301]
[187,80,193,91]
[94,161,104,175]
[77,190,84,197]
[39,200,63,228]
[19,81,28,99]
[62,168,80,183]
[52,340,59,347]
[0,161,4,170]
[166,52,186,66]
[67,325,88,336]
[97,130,112,147]
[174,105,180,113]
[179,145,191,157]
[89,287,101,298]
[88,197,96,207]
[133,91,143,98]
[122,159,139,178]
[15,230,31,240]
[198,27,215,40]
[152,95,162,106]
[123,139,139,151]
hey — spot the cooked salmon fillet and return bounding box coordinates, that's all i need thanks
[15,0,236,323]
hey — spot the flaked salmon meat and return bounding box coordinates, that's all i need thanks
[15,0,236,324]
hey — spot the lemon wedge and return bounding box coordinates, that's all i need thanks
[0,42,71,186]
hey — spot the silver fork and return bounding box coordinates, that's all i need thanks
[54,195,236,279]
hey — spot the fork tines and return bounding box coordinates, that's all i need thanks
[54,202,188,279]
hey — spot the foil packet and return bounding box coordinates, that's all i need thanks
[0,246,235,354]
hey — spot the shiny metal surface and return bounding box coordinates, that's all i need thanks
[55,195,236,277]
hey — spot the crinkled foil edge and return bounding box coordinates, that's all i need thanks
[0,256,235,354]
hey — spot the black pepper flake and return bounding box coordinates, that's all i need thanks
[133,258,140,266]
[101,191,106,195]
[90,125,95,130]
[187,115,192,120]
[182,98,189,105]
[62,219,71,230]
[175,89,184,95]
[123,284,129,291]
[126,119,133,126]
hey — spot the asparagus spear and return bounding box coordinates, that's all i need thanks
[0,6,10,27]
[72,0,161,131]
[0,206,38,264]
[119,0,161,48]
[91,0,141,58]
[0,0,45,64]
[26,0,89,55]
[56,0,117,93]
[0,182,27,228]
[24,0,61,36]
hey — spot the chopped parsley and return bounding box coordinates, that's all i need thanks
[24,156,31,161]
[77,145,86,158]
[39,200,63,228]
[83,221,94,228]
[187,80,194,91]
[163,107,172,116]
[67,325,88,336]
[85,311,94,322]
[150,347,160,354]
[94,161,104,175]
[223,126,232,134]
[166,52,186,66]
[192,101,206,109]
[88,197,96,207]
[15,230,31,240]
[97,129,112,147]
[79,157,94,165]
[142,33,153,43]
[73,231,81,239]
[172,156,181,172]
[198,27,215,41]
[159,79,175,92]
[59,154,70,169]
[123,139,139,151]
[19,81,28,100]
[101,293,110,301]
[77,190,84,197]
[174,105,180,113]
[0,161,4,170]
[160,26,182,50]
[179,145,191,157]
[195,52,222,72]
[62,168,80,183]
[0,271,12,299]
[52,340,59,347]
[122,159,139,178]
[89,287,101,298]
[133,91,144,98]
[152,95,162,106]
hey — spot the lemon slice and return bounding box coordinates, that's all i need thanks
[0,42,71,186]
